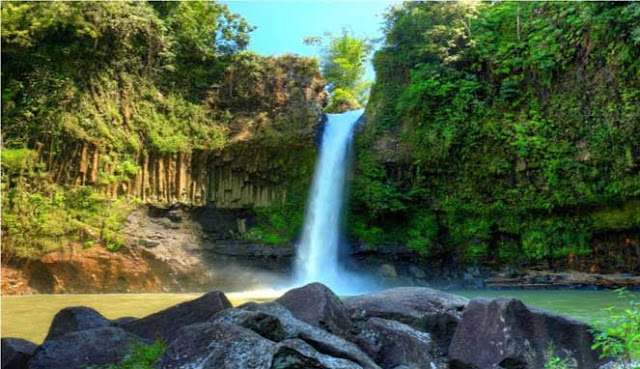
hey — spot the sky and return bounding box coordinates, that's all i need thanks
[223,1,398,81]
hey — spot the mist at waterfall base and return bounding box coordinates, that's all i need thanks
[291,109,380,295]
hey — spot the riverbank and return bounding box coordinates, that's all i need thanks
[3,283,625,369]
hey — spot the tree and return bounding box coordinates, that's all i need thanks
[305,29,372,112]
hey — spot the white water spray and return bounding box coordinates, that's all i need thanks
[293,109,370,292]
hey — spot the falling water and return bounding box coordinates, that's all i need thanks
[293,109,365,291]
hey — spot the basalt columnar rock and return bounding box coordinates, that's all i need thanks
[1,338,37,369]
[448,298,604,369]
[122,290,232,340]
[344,287,468,354]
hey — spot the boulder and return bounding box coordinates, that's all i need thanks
[230,302,381,369]
[275,283,354,337]
[122,290,231,340]
[160,322,274,369]
[273,339,363,369]
[355,318,438,369]
[44,306,111,341]
[1,338,37,369]
[344,287,468,353]
[28,327,143,369]
[212,308,289,341]
[448,298,603,369]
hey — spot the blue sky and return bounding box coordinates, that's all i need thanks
[223,1,397,81]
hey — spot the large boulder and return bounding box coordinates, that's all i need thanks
[275,283,354,337]
[344,287,468,354]
[216,302,381,369]
[160,321,364,369]
[28,327,143,369]
[355,318,439,369]
[44,306,111,341]
[122,290,231,340]
[160,322,275,369]
[449,298,603,369]
[1,338,37,369]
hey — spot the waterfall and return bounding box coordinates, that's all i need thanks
[294,109,364,290]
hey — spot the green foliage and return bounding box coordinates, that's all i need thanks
[352,2,640,264]
[1,160,134,259]
[1,1,252,153]
[545,356,571,369]
[324,88,361,113]
[97,340,164,369]
[592,289,640,368]
[307,29,372,112]
[1,148,38,172]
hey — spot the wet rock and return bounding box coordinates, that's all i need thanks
[238,302,381,369]
[449,298,603,369]
[1,338,37,369]
[275,283,354,337]
[355,318,438,369]
[28,327,143,369]
[122,290,231,340]
[160,322,274,369]
[344,287,468,354]
[44,306,111,341]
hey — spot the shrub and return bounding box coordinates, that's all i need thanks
[592,288,640,369]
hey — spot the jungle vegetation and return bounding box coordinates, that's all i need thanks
[349,1,640,269]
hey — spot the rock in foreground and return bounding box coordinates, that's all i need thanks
[1,338,37,369]
[449,297,604,369]
[344,287,468,354]
[28,327,144,369]
[275,282,355,337]
[122,290,231,340]
[0,283,607,369]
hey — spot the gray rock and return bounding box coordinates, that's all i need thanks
[111,316,138,326]
[275,283,354,337]
[273,339,363,369]
[122,290,231,340]
[212,308,289,341]
[344,287,468,354]
[1,338,37,369]
[449,298,604,369]
[355,318,437,369]
[160,322,274,369]
[236,302,381,369]
[44,306,111,341]
[28,327,143,369]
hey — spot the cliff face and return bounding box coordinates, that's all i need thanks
[350,2,640,272]
[1,2,327,263]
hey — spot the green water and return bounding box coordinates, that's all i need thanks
[1,289,628,343]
